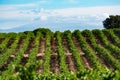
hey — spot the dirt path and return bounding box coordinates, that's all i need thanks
[66,55,76,72]
[50,38,60,74]
[62,37,76,72]
[86,36,113,69]
[21,38,35,66]
[96,54,112,68]
[72,37,92,70]
[0,38,25,72]
[38,38,46,54]
[62,38,71,53]
[12,38,25,55]
[50,53,60,74]
[36,38,46,73]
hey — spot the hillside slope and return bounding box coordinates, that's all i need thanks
[0,28,120,80]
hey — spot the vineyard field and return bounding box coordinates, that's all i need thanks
[0,28,120,80]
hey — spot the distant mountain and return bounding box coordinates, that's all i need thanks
[0,24,39,33]
[0,21,104,33]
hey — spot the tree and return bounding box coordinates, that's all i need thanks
[103,15,120,29]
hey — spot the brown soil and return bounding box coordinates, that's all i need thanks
[36,56,44,73]
[50,38,60,74]
[87,36,113,69]
[0,38,15,54]
[96,54,113,69]
[13,38,25,55]
[72,37,92,70]
[95,35,120,62]
[0,56,14,72]
[36,38,46,73]
[62,37,77,72]
[51,38,57,53]
[50,53,60,74]
[62,37,71,53]
[21,38,35,66]
[0,38,25,72]
[72,37,85,55]
[16,38,25,49]
[81,55,92,70]
[38,38,46,53]
[24,38,35,54]
[66,55,76,72]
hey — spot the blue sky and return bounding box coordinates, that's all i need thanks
[1,0,120,8]
[1,0,120,5]
[0,0,120,32]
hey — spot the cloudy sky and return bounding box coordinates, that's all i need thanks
[0,0,120,32]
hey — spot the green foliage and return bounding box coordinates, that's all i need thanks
[16,64,37,80]
[55,31,69,74]
[92,29,120,70]
[73,30,104,70]
[103,15,120,29]
[64,30,86,72]
[0,28,120,80]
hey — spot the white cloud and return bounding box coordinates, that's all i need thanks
[40,15,48,21]
[0,5,120,30]
[50,5,120,16]
[1,4,120,19]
